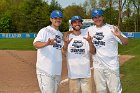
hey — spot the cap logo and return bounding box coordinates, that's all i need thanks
[75,16,79,19]
[94,10,99,14]
[56,11,60,15]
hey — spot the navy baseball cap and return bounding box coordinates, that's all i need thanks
[50,10,63,18]
[71,16,83,23]
[92,9,103,17]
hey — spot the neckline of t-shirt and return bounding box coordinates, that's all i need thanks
[48,25,59,32]
[95,23,107,29]
[71,30,85,36]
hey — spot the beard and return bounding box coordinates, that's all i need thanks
[72,25,81,31]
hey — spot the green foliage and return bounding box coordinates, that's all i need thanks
[122,17,135,32]
[0,12,13,32]
[0,0,139,32]
[59,19,69,32]
[64,5,86,21]
[8,0,52,33]
[104,8,119,25]
[26,5,50,32]
[49,0,62,13]
[0,0,9,14]
[62,5,87,32]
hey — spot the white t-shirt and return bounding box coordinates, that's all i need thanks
[87,24,127,70]
[33,26,63,75]
[67,29,91,79]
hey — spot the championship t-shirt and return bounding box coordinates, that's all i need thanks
[67,29,91,79]
[87,24,127,70]
[33,26,63,75]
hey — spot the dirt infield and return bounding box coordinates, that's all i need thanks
[0,50,39,93]
[0,50,134,93]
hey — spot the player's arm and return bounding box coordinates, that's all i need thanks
[112,26,128,45]
[84,32,96,54]
[117,35,128,45]
[88,41,96,55]
[33,38,56,49]
[64,31,73,38]
[62,31,73,53]
[62,31,72,51]
[33,41,48,48]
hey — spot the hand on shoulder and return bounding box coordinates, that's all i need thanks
[64,31,73,37]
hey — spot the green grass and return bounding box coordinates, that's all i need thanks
[119,38,140,55]
[0,38,139,93]
[0,38,35,50]
[120,57,140,93]
[119,38,140,93]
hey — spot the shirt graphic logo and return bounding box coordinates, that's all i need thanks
[94,32,105,47]
[95,32,104,40]
[71,40,85,54]
[53,35,62,49]
[72,40,83,48]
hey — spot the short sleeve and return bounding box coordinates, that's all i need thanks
[33,28,47,44]
[109,25,127,44]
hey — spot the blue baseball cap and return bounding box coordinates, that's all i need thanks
[92,9,103,17]
[71,16,83,23]
[50,10,63,18]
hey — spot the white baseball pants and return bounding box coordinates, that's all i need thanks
[69,78,92,93]
[36,70,61,93]
[94,68,122,93]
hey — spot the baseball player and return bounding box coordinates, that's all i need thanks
[33,10,63,93]
[87,9,128,93]
[63,16,96,93]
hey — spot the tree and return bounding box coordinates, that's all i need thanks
[12,0,50,33]
[122,0,140,32]
[28,5,50,32]
[83,0,97,16]
[0,0,9,15]
[118,0,122,28]
[132,0,140,32]
[62,5,87,32]
[64,5,86,20]
[0,0,139,33]
[104,8,119,25]
[49,0,62,13]
[0,12,13,32]
[99,0,108,8]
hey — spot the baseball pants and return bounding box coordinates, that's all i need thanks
[36,70,61,93]
[69,78,92,93]
[94,68,122,93]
